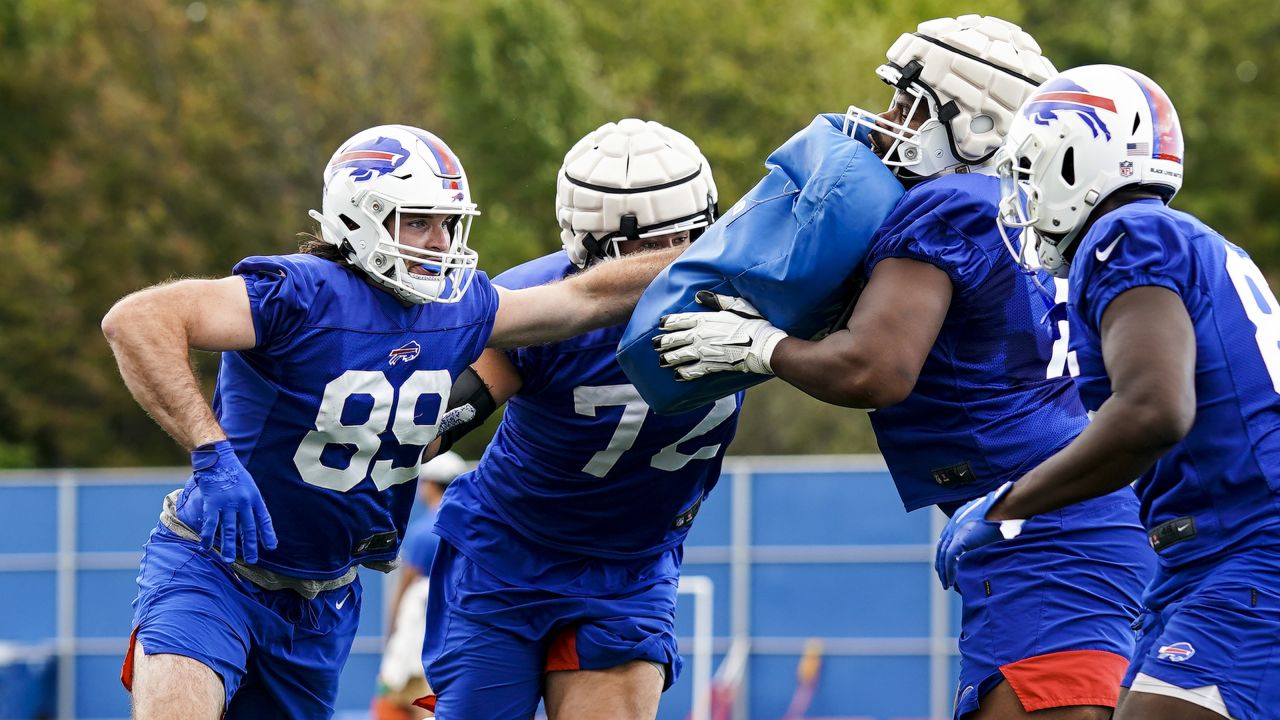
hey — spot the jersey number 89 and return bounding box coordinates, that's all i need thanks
[293,369,451,492]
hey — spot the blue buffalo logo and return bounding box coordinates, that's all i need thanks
[331,136,409,182]
[1022,78,1117,140]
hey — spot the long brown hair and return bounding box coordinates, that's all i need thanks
[297,231,354,267]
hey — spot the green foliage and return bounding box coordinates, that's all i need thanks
[1024,0,1280,269]
[0,0,1274,467]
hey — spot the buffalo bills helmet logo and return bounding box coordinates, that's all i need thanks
[331,136,409,182]
[1023,78,1116,140]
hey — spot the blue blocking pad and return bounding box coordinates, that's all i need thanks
[617,114,904,414]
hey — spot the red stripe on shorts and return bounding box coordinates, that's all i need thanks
[120,626,141,691]
[1000,648,1128,711]
[545,625,581,673]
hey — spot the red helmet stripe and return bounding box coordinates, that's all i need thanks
[335,150,398,164]
[1033,91,1117,112]
[1123,70,1183,164]
[422,136,461,176]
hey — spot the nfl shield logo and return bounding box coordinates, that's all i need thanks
[1119,160,1134,178]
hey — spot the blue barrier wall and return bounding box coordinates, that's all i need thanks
[0,458,962,720]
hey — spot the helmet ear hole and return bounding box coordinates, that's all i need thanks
[1061,147,1076,186]
[970,114,995,134]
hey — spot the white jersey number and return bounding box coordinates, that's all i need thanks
[1225,245,1280,393]
[293,369,451,492]
[573,385,738,477]
[1045,276,1079,379]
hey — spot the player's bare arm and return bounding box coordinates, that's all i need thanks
[101,276,256,449]
[469,348,525,404]
[487,245,682,349]
[770,258,952,408]
[657,257,952,408]
[989,285,1196,520]
[423,348,524,460]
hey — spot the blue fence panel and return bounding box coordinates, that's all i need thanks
[76,655,130,720]
[77,484,171,553]
[752,469,923,545]
[750,654,933,719]
[0,485,57,554]
[0,571,56,643]
[752,563,931,638]
[0,457,959,720]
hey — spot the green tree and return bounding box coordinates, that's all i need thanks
[2,0,1277,467]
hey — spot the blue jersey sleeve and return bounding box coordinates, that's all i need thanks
[400,515,440,574]
[1071,202,1196,333]
[863,179,998,296]
[233,255,326,352]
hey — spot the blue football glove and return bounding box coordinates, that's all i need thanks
[190,440,278,564]
[934,481,1026,590]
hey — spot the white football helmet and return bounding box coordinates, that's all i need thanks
[996,65,1184,277]
[309,124,480,304]
[556,119,718,268]
[845,15,1056,178]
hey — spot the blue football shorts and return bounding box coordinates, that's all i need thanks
[121,527,361,718]
[952,487,1154,718]
[421,539,681,720]
[1122,544,1280,719]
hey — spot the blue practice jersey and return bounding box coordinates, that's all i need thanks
[400,507,440,575]
[862,175,1090,512]
[1069,200,1280,566]
[434,252,743,577]
[171,253,499,580]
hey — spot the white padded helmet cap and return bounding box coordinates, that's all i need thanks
[556,119,717,268]
[887,15,1057,163]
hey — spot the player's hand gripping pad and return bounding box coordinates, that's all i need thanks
[617,114,904,413]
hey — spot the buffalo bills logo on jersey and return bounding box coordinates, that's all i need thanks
[331,136,409,182]
[1157,642,1195,662]
[1023,78,1117,140]
[388,340,421,366]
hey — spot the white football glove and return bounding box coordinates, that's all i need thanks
[654,291,788,380]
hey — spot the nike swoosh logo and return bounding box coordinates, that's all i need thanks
[336,589,352,610]
[1095,233,1125,262]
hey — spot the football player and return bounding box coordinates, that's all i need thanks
[102,123,684,719]
[420,119,741,719]
[939,64,1280,720]
[654,17,1155,720]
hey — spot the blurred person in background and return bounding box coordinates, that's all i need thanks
[941,64,1280,720]
[372,450,466,720]
[655,16,1155,720]
[419,119,742,720]
[101,123,685,720]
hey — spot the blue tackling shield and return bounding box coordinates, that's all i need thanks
[617,114,904,414]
